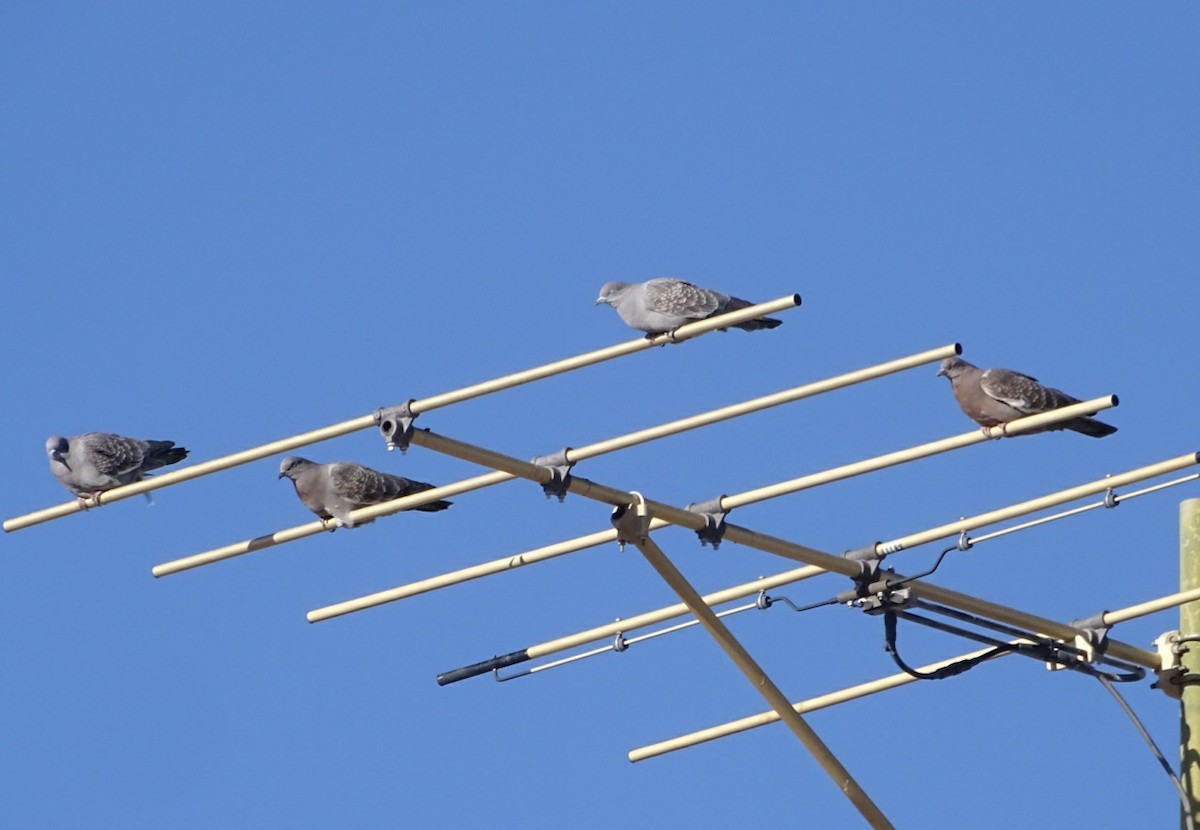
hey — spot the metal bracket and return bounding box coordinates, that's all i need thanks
[610,492,650,550]
[686,496,728,549]
[1049,611,1112,672]
[1103,487,1119,509]
[530,448,574,502]
[843,543,883,564]
[1150,631,1200,699]
[376,401,418,454]
[835,547,906,613]
[857,586,913,616]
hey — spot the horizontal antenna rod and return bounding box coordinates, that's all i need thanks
[155,342,953,577]
[6,294,801,533]
[309,395,1117,622]
[873,451,1198,556]
[628,642,1014,761]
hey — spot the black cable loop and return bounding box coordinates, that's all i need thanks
[883,610,1014,680]
[884,610,1145,683]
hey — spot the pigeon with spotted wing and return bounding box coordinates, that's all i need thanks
[936,357,1116,438]
[278,456,451,528]
[595,278,782,336]
[46,432,190,505]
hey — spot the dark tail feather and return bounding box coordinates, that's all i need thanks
[1066,418,1118,438]
[144,441,189,470]
[720,293,787,328]
[721,296,784,332]
[404,480,453,511]
[733,316,783,331]
[414,499,452,512]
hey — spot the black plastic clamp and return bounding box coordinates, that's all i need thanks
[530,448,574,502]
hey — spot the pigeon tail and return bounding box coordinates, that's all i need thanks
[412,498,453,512]
[403,480,452,511]
[1065,417,1118,438]
[143,441,189,470]
[720,296,784,331]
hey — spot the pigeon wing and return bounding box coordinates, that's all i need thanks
[83,433,148,478]
[328,463,397,508]
[978,369,1069,414]
[643,279,723,320]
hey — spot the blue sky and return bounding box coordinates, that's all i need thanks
[3,4,1198,827]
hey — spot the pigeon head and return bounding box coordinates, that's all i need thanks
[936,357,976,380]
[45,436,70,467]
[595,281,631,306]
[278,456,312,480]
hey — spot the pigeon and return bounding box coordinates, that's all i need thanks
[595,278,782,336]
[278,456,452,528]
[936,357,1117,438]
[46,432,190,505]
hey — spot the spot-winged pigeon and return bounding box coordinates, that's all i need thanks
[936,357,1116,438]
[46,432,189,504]
[595,278,782,336]
[278,456,451,528]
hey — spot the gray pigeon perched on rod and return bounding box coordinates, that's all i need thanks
[595,278,782,336]
[936,357,1117,438]
[278,456,451,528]
[46,432,189,505]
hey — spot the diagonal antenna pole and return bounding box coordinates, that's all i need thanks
[626,527,894,829]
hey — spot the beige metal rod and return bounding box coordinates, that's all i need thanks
[5,294,801,533]
[161,343,952,578]
[1104,587,1200,627]
[308,395,1114,622]
[308,524,662,621]
[628,532,894,829]
[629,643,1015,762]
[525,566,825,658]
[152,472,514,577]
[401,427,1163,669]
[874,451,1200,556]
[721,396,1116,511]
[568,342,960,462]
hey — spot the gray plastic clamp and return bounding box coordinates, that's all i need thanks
[530,448,574,502]
[686,496,728,549]
[376,401,418,453]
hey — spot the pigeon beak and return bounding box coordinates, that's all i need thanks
[595,296,606,306]
[935,367,947,378]
[278,472,286,480]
